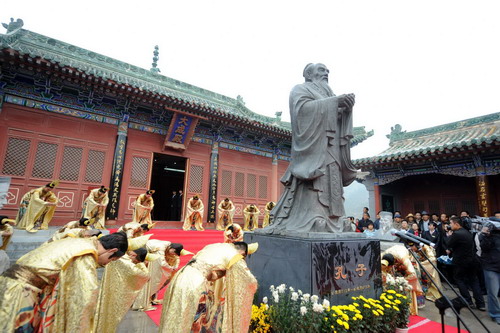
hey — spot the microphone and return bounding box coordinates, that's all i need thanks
[390,229,435,248]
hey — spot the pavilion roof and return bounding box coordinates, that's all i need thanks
[354,112,500,167]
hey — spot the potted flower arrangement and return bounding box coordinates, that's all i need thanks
[250,283,411,333]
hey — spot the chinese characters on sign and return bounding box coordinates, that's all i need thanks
[476,176,490,217]
[107,121,128,219]
[207,142,219,223]
[164,111,201,151]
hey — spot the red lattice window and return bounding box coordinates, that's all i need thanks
[234,172,245,197]
[189,165,204,193]
[2,137,31,176]
[84,150,106,183]
[220,170,232,196]
[259,175,268,199]
[59,146,83,182]
[247,173,256,198]
[32,142,58,179]
[130,156,149,188]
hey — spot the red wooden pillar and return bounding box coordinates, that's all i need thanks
[476,174,490,217]
[271,153,279,202]
[374,181,381,213]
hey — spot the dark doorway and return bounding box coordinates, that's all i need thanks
[150,153,186,221]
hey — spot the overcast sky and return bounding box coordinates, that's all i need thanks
[3,0,500,159]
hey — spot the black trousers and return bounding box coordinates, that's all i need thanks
[453,262,485,307]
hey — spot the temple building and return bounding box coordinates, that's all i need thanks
[0,21,372,226]
[355,113,500,217]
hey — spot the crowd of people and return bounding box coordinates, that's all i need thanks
[0,211,259,332]
[373,207,500,325]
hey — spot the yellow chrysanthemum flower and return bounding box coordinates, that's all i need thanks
[394,306,400,311]
[363,303,371,308]
[395,300,401,304]
[337,318,344,326]
[344,322,349,330]
[387,290,396,294]
[355,313,363,320]
[342,314,349,321]
[372,310,379,316]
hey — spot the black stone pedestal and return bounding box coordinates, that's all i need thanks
[245,232,382,305]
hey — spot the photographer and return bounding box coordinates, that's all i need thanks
[478,222,500,325]
[446,216,485,311]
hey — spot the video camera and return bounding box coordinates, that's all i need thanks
[461,216,500,233]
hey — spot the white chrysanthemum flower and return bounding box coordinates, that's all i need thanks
[264,304,269,310]
[311,295,319,304]
[277,284,286,294]
[322,299,330,308]
[263,297,268,304]
[270,285,275,292]
[289,286,295,292]
[302,293,311,302]
[312,303,324,313]
[300,306,307,315]
[291,292,299,301]
[298,289,303,295]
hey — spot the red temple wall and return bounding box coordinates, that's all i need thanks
[0,103,116,225]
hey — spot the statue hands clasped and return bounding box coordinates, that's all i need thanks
[337,93,355,110]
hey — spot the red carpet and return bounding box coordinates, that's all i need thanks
[408,315,467,332]
[110,228,224,325]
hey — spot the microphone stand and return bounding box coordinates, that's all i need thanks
[404,240,490,333]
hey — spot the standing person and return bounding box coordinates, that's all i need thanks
[262,201,276,228]
[363,222,377,237]
[0,232,128,332]
[478,223,500,325]
[176,189,184,221]
[243,204,260,231]
[216,198,235,230]
[393,213,403,229]
[419,211,431,233]
[410,222,421,237]
[414,212,422,227]
[82,186,109,229]
[15,180,58,232]
[422,221,440,249]
[357,212,372,232]
[183,195,204,231]
[373,211,381,230]
[400,220,410,232]
[406,213,415,225]
[169,191,178,221]
[159,242,258,333]
[133,190,155,225]
[93,248,150,332]
[446,217,485,310]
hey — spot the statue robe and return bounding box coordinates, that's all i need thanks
[0,238,99,332]
[93,254,149,332]
[264,82,357,234]
[15,187,57,232]
[132,240,180,310]
[158,243,257,333]
[216,200,235,230]
[183,199,204,231]
[243,206,260,231]
[82,189,109,229]
[132,194,154,225]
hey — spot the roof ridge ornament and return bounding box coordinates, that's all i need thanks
[2,18,23,34]
[387,124,406,144]
[150,45,160,73]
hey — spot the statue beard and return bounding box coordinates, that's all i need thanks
[312,79,334,97]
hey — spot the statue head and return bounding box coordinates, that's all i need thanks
[303,63,329,83]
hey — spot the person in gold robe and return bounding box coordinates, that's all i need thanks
[183,195,204,231]
[15,180,58,232]
[224,223,244,243]
[132,241,192,311]
[382,244,424,315]
[243,204,260,231]
[82,186,109,229]
[262,201,276,228]
[118,221,152,238]
[216,198,235,231]
[159,242,258,333]
[93,248,150,332]
[408,242,443,302]
[0,232,128,332]
[0,216,15,274]
[133,190,155,225]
